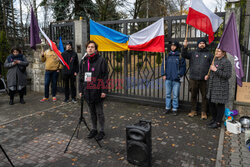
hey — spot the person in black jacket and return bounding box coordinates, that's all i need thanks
[182,39,213,120]
[79,40,108,141]
[61,41,79,103]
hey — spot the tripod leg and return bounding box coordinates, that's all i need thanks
[76,121,82,138]
[64,120,81,153]
[0,145,15,167]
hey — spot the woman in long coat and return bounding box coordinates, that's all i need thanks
[4,47,29,105]
[205,48,232,129]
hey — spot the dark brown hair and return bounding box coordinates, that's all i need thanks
[85,40,98,50]
[10,47,22,54]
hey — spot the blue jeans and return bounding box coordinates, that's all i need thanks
[44,70,58,98]
[165,80,180,111]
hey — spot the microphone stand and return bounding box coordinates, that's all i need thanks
[64,96,102,153]
[0,144,15,167]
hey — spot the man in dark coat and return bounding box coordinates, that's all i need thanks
[182,39,213,120]
[61,41,79,103]
[79,40,108,141]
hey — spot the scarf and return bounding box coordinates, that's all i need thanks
[8,54,24,63]
[87,52,97,71]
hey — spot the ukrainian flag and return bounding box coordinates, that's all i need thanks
[90,19,129,51]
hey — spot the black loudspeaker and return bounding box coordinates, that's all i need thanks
[126,120,152,167]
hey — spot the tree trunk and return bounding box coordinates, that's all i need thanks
[10,0,16,43]
[19,0,23,38]
[2,0,7,35]
[33,0,37,18]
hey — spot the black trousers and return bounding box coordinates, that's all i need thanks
[9,88,25,100]
[209,100,225,123]
[63,74,76,100]
[87,101,105,132]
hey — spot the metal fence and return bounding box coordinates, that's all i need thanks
[50,21,75,91]
[241,14,250,83]
[97,13,226,106]
[47,13,227,107]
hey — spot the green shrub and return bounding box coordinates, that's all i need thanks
[114,65,122,72]
[156,52,162,65]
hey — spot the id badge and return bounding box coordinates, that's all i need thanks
[84,72,92,82]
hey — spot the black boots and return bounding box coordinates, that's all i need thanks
[9,99,14,105]
[87,129,98,139]
[96,131,105,141]
[208,122,221,129]
[20,98,25,104]
[9,98,25,105]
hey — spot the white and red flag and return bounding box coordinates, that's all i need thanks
[187,0,223,43]
[39,27,70,69]
[128,18,165,52]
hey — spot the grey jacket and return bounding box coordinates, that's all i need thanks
[4,55,29,90]
[207,57,232,104]
[182,47,213,80]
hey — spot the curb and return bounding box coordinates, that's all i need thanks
[216,124,225,167]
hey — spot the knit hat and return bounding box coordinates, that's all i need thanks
[197,39,207,46]
[66,41,73,47]
[171,41,180,48]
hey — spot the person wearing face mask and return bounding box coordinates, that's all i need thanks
[182,39,213,120]
[4,47,29,105]
[79,40,108,141]
[61,41,79,103]
[205,48,232,129]
[161,41,186,116]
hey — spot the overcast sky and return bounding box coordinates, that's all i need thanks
[15,0,226,25]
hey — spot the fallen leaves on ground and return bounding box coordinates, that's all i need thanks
[118,157,124,160]
[210,158,216,162]
[20,154,30,159]
[156,138,163,141]
[72,158,77,162]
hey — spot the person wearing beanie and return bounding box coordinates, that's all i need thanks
[182,39,213,120]
[79,40,108,141]
[161,41,186,115]
[61,41,79,103]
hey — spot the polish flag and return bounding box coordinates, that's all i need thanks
[128,18,165,52]
[39,27,70,69]
[187,0,223,43]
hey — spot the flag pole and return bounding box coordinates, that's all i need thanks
[207,50,216,76]
[185,24,189,41]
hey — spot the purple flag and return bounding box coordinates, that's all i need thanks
[30,8,41,50]
[218,12,244,87]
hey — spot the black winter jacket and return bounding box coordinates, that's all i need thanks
[61,50,79,75]
[79,53,109,103]
[182,47,213,80]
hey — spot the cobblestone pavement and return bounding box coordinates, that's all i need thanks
[0,92,220,167]
[221,127,250,167]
